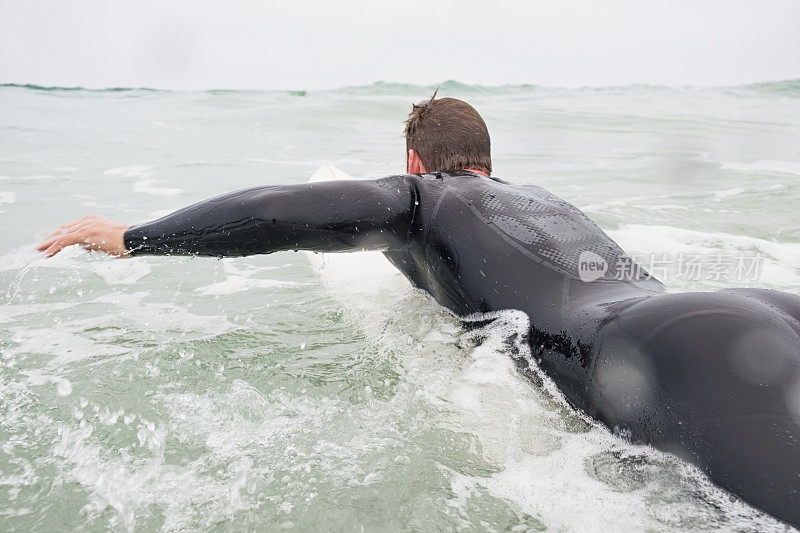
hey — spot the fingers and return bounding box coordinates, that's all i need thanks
[42,234,83,258]
[36,228,66,250]
[37,229,75,251]
[41,223,90,248]
[41,231,117,258]
[36,233,66,251]
[37,223,75,250]
[36,216,98,251]
[36,215,128,258]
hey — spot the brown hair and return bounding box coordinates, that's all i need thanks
[404,91,492,175]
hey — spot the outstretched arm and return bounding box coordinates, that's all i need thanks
[37,176,417,258]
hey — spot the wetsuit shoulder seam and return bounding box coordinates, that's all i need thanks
[425,189,449,245]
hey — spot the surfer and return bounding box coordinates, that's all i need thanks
[36,94,800,527]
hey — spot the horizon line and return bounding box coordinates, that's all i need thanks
[1,78,799,94]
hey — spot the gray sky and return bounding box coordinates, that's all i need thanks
[1,0,799,90]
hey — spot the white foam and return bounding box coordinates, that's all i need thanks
[131,179,183,196]
[721,160,800,176]
[197,277,300,296]
[0,174,62,181]
[646,203,691,211]
[7,323,131,370]
[103,165,155,178]
[247,158,319,167]
[196,259,300,295]
[89,291,240,337]
[609,224,800,291]
[712,187,745,201]
[580,195,654,212]
[0,190,17,204]
[151,121,186,131]
[0,302,77,320]
[82,257,153,285]
[484,438,652,530]
[146,209,175,219]
[102,166,183,196]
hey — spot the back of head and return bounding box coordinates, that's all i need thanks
[404,91,492,175]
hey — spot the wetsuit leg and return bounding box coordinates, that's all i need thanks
[591,290,800,526]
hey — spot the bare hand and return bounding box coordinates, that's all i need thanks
[36,215,131,258]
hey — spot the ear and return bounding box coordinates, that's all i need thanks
[407,149,427,174]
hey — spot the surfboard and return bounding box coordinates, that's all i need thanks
[304,165,404,304]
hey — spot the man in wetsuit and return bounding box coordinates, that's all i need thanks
[37,95,800,527]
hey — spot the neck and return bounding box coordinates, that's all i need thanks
[465,168,489,177]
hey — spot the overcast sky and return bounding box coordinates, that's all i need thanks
[1,0,799,90]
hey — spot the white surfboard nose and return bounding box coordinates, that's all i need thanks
[310,163,352,183]
[303,164,402,297]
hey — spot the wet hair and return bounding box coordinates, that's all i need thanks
[404,90,492,175]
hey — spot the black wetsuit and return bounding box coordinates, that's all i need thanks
[125,171,800,527]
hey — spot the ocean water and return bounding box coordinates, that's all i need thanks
[1,80,799,532]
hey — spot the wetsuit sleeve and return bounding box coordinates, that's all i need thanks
[123,176,417,257]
